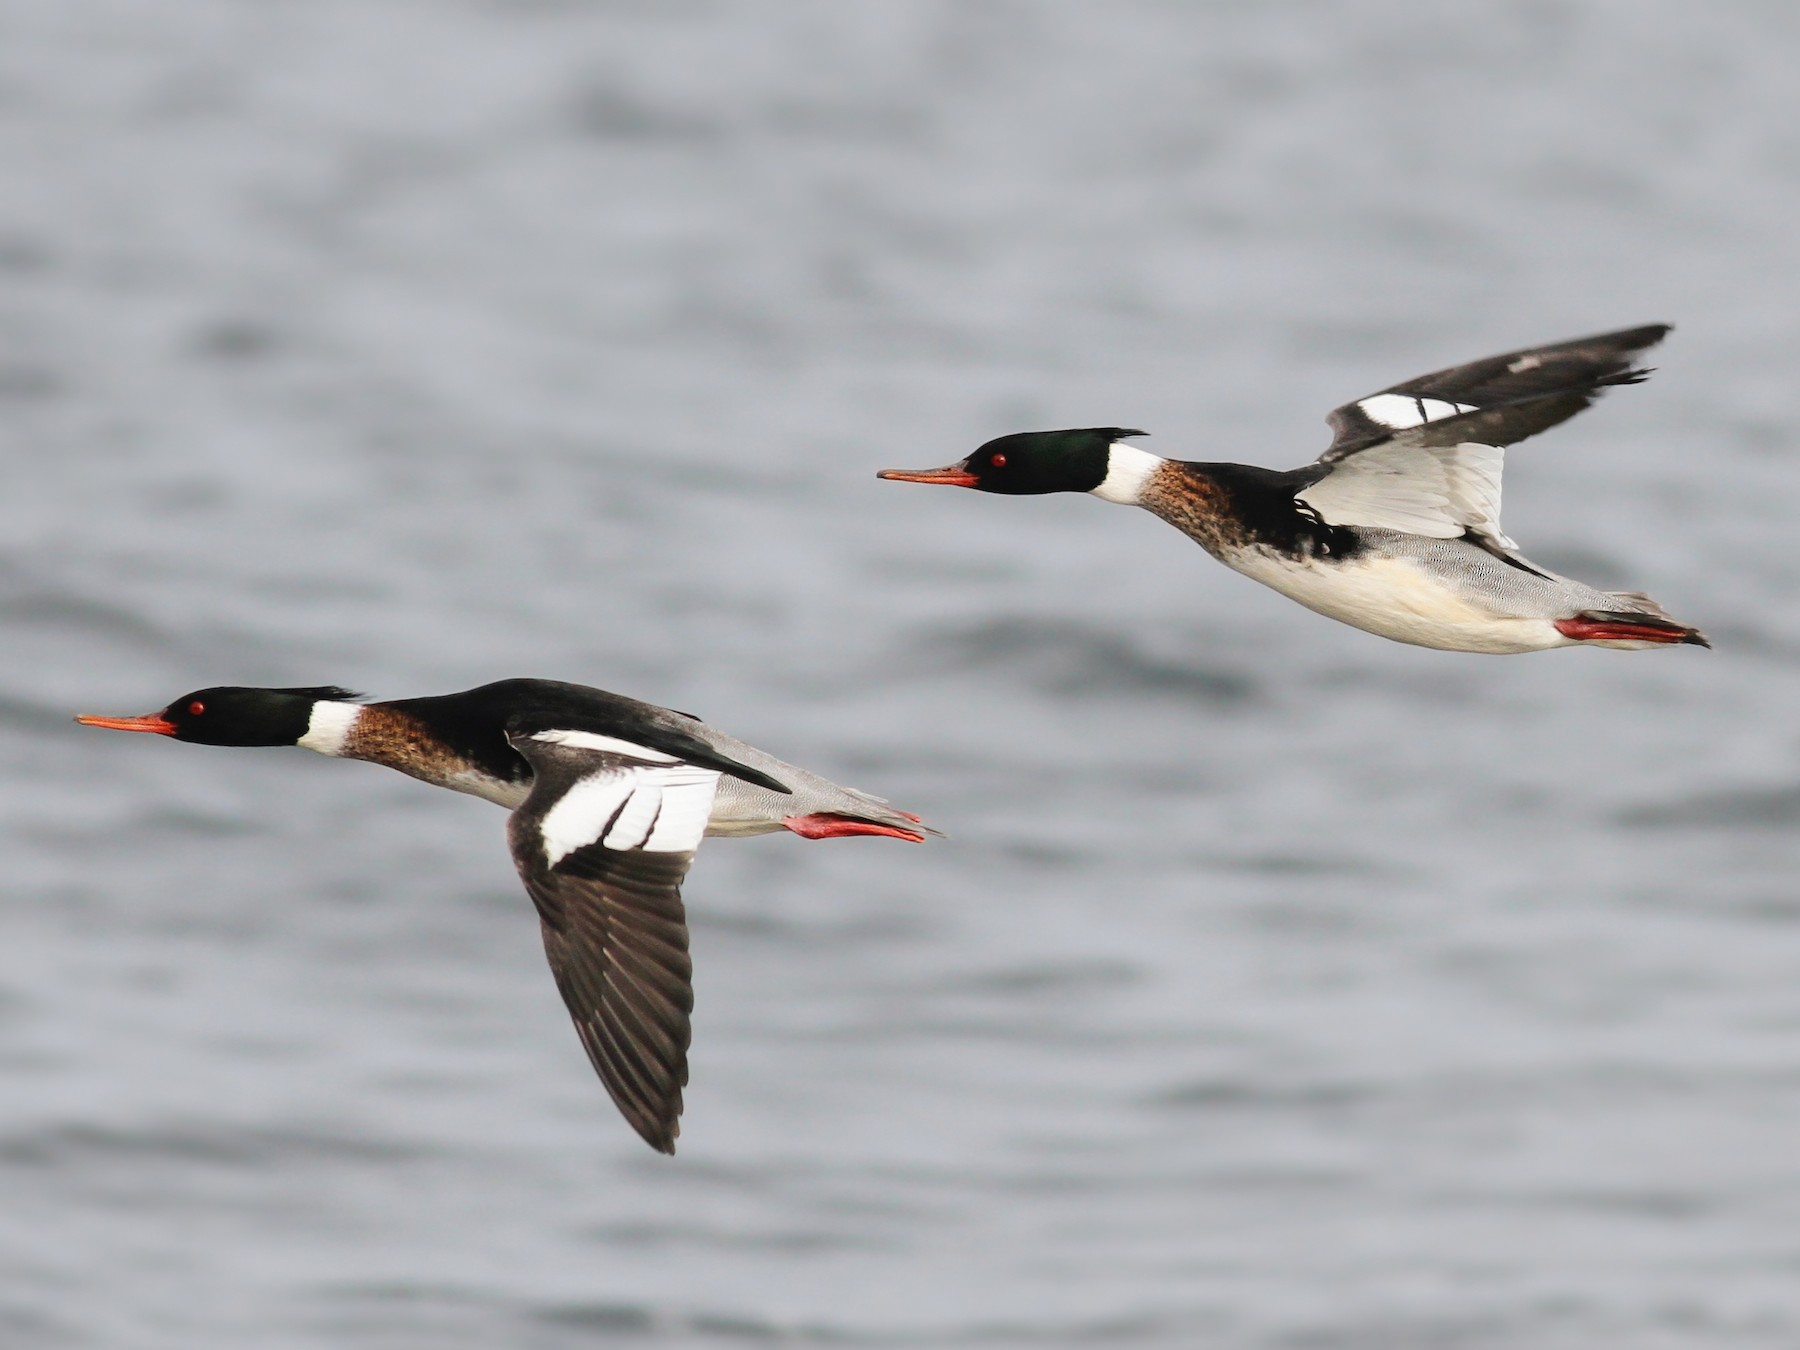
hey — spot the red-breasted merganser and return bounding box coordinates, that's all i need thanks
[879,324,1707,654]
[76,678,933,1154]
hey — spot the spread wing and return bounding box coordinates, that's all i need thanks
[505,729,722,1154]
[1320,324,1670,462]
[1298,324,1670,555]
[1296,441,1516,549]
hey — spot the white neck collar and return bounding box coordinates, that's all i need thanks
[1089,441,1163,505]
[297,700,361,756]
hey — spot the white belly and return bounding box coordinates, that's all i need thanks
[1224,548,1566,654]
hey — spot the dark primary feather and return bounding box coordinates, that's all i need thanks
[1321,323,1671,461]
[503,728,705,1154]
[515,841,696,1154]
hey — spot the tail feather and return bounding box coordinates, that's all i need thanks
[1608,590,1677,621]
[1557,606,1710,649]
[781,812,931,842]
[708,755,939,839]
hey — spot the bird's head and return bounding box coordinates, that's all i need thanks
[878,428,1148,496]
[76,686,360,747]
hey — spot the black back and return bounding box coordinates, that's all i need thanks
[381,679,790,794]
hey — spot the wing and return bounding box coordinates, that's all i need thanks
[493,682,793,795]
[1296,441,1517,549]
[1321,324,1670,462]
[506,730,722,1154]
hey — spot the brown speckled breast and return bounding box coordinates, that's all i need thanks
[343,704,522,800]
[1139,464,1247,557]
[1142,460,1359,564]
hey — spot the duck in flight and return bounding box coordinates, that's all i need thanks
[76,679,933,1153]
[879,325,1707,654]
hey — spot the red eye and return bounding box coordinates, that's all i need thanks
[188,701,206,716]
[990,453,1007,468]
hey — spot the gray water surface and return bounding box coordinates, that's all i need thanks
[6,3,1800,1346]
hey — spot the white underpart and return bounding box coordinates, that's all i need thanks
[1225,548,1563,654]
[297,701,361,757]
[538,765,720,865]
[529,729,680,762]
[1355,393,1478,429]
[1297,441,1513,547]
[1089,442,1165,505]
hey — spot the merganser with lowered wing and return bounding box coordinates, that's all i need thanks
[77,678,934,1153]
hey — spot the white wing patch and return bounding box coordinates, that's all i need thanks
[538,765,721,866]
[1355,393,1478,430]
[598,774,664,850]
[642,770,720,850]
[1297,441,1511,544]
[529,729,680,763]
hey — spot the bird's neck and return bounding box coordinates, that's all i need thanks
[1088,442,1166,505]
[296,697,533,809]
[295,700,363,757]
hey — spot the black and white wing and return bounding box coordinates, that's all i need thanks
[1319,323,1669,462]
[504,728,722,1154]
[1296,325,1669,554]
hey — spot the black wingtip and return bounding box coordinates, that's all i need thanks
[619,1108,679,1153]
[630,1101,681,1153]
[1578,322,1671,355]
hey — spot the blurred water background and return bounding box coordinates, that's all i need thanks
[6,2,1800,1346]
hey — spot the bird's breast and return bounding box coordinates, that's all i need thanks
[345,707,532,806]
